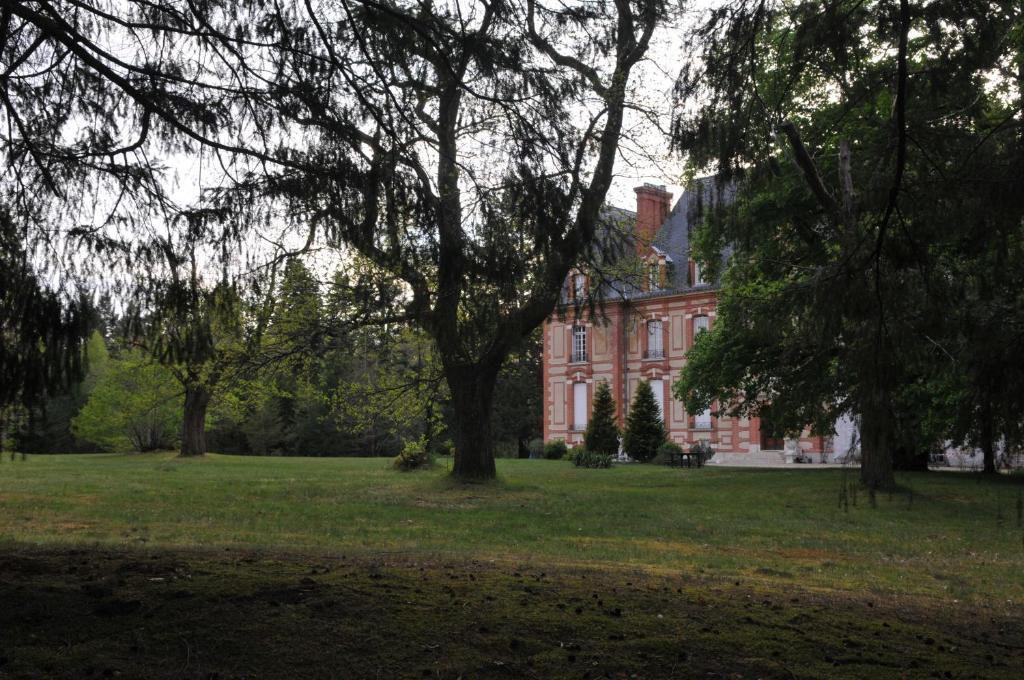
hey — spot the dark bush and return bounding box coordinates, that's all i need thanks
[566,443,585,461]
[528,438,545,459]
[654,441,684,465]
[543,439,567,460]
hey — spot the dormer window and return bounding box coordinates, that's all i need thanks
[648,262,660,290]
[573,273,586,300]
[693,260,706,286]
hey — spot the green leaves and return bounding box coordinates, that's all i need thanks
[72,351,182,452]
[672,0,1024,474]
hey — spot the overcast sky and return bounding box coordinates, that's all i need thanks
[602,1,711,211]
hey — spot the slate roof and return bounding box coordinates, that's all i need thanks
[606,176,734,301]
[558,177,734,307]
[651,176,735,292]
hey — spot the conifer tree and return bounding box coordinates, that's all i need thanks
[0,0,667,480]
[584,381,619,457]
[623,380,666,463]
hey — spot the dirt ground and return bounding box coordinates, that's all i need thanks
[1,544,1021,679]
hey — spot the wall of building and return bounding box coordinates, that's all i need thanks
[543,291,827,461]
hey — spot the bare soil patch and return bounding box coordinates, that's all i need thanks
[0,544,1021,679]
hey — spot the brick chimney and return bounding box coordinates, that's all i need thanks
[634,184,673,254]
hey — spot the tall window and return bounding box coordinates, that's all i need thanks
[694,408,712,430]
[573,273,586,300]
[646,320,663,359]
[649,379,665,421]
[693,315,710,337]
[648,262,660,290]
[571,325,587,363]
[572,382,588,431]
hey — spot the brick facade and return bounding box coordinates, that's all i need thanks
[542,184,828,463]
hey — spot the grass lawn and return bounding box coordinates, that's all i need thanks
[1,453,1022,678]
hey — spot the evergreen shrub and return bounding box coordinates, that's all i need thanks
[622,380,667,462]
[543,439,567,460]
[584,381,620,457]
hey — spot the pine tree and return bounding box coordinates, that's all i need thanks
[585,381,620,457]
[623,380,666,463]
[1,1,666,480]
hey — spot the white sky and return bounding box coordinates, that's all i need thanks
[57,0,709,293]
[599,0,714,211]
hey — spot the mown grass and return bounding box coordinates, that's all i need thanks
[2,453,1023,603]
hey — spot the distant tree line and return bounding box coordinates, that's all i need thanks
[11,258,541,458]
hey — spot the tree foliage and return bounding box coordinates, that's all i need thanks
[672,0,1024,487]
[0,212,90,411]
[202,258,455,457]
[72,351,182,452]
[1,0,668,480]
[623,380,665,463]
[491,328,543,457]
[14,331,110,454]
[129,256,254,457]
[584,381,620,457]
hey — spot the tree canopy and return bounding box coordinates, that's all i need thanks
[2,0,670,478]
[71,350,181,452]
[672,0,1024,486]
[0,211,90,412]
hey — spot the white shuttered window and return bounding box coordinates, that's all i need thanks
[573,383,588,430]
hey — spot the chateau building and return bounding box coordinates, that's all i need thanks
[542,181,828,463]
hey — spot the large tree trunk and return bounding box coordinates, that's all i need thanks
[180,383,211,457]
[859,389,896,490]
[447,365,500,480]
